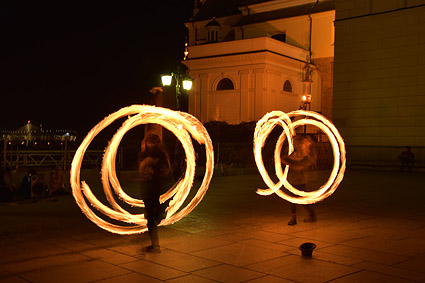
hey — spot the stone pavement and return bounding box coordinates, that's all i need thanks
[1,168,425,282]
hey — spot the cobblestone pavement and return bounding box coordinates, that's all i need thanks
[1,168,425,282]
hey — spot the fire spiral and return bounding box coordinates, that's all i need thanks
[70,105,214,235]
[254,110,346,204]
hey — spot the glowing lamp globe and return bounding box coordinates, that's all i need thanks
[182,79,193,91]
[161,75,172,86]
[302,95,312,103]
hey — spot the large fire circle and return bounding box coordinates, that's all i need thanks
[70,105,214,234]
[254,110,346,204]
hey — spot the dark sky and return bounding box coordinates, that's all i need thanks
[1,1,194,134]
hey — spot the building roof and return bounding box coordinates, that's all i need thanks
[191,0,334,25]
[239,0,272,5]
[237,0,334,26]
[192,0,241,21]
[206,17,221,27]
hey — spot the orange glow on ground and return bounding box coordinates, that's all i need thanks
[254,110,346,204]
[70,105,214,235]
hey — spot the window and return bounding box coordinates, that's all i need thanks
[283,80,292,92]
[216,78,234,90]
[209,30,218,42]
[206,18,220,43]
[272,33,286,43]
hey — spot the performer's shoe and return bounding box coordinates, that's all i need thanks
[143,245,161,253]
[288,218,297,225]
[304,215,317,223]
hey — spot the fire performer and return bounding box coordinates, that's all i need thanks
[138,132,171,253]
[282,135,317,225]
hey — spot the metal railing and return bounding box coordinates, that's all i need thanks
[2,149,122,170]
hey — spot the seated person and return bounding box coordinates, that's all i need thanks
[49,166,68,196]
[31,173,47,199]
[16,169,36,199]
[0,167,13,202]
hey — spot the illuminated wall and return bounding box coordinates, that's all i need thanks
[333,0,425,162]
[184,0,335,124]
[183,37,309,123]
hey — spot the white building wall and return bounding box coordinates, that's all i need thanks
[185,51,311,124]
[184,2,335,124]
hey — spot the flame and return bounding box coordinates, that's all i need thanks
[70,105,214,235]
[254,110,346,204]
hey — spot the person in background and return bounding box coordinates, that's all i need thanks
[282,135,317,225]
[49,165,67,196]
[17,168,36,199]
[31,173,47,199]
[399,146,415,172]
[138,132,171,253]
[0,167,13,202]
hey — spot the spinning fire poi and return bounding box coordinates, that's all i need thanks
[70,105,214,234]
[254,110,346,204]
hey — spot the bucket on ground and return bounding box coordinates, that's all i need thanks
[299,242,316,257]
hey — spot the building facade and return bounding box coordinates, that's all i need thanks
[183,0,335,124]
[333,0,425,163]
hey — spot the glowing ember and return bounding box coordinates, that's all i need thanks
[70,105,214,235]
[254,110,346,204]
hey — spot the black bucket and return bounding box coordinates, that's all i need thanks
[299,242,316,257]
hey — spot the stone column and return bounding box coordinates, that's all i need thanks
[239,70,250,121]
[199,73,209,123]
[253,69,265,120]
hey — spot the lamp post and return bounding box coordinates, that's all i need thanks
[300,64,312,134]
[160,72,193,181]
[161,73,192,112]
[300,63,313,111]
[300,95,312,134]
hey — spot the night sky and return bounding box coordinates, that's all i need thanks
[1,1,194,134]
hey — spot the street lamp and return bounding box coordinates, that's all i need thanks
[301,94,312,110]
[300,93,312,134]
[301,63,313,111]
[161,72,193,111]
[161,75,172,87]
[182,78,193,91]
[160,72,193,178]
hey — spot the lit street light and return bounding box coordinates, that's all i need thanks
[161,75,172,86]
[182,79,193,91]
[161,72,192,112]
[160,69,193,179]
[300,94,312,134]
[301,94,312,110]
